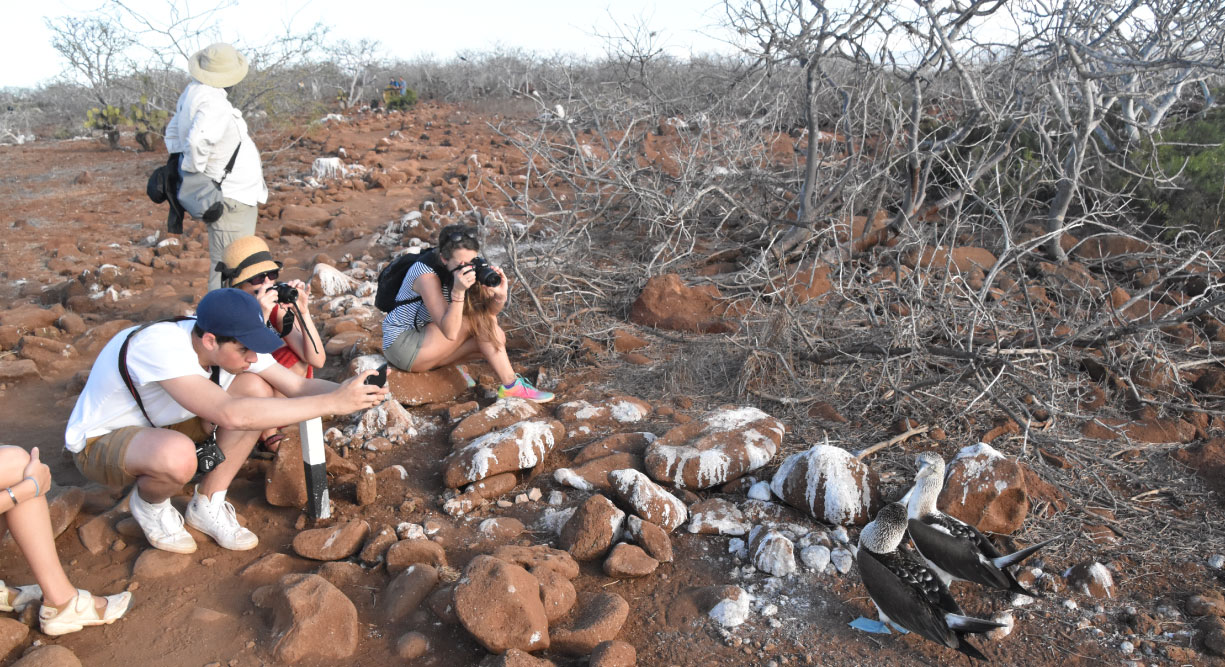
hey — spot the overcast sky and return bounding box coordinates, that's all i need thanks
[1,0,736,89]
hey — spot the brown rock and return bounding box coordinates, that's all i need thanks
[395,631,429,660]
[559,494,625,561]
[625,516,673,563]
[0,617,29,659]
[0,305,60,331]
[267,574,359,663]
[454,555,550,653]
[427,584,459,624]
[450,398,543,446]
[1173,438,1225,496]
[687,497,749,536]
[611,329,648,352]
[1082,416,1197,444]
[533,566,577,622]
[644,406,783,489]
[479,649,556,667]
[241,552,302,584]
[292,520,369,561]
[315,561,366,589]
[478,517,525,542]
[11,645,82,667]
[359,525,399,566]
[280,205,332,225]
[939,443,1029,534]
[490,545,581,580]
[355,465,377,506]
[388,365,469,406]
[442,419,564,488]
[906,246,997,273]
[381,563,439,623]
[386,538,448,573]
[77,514,119,555]
[553,453,642,492]
[1064,561,1115,598]
[265,437,308,507]
[574,433,655,464]
[629,274,737,334]
[0,359,40,382]
[1073,234,1152,260]
[1188,591,1225,617]
[551,592,630,655]
[770,444,880,526]
[603,543,658,578]
[590,640,637,667]
[47,486,85,539]
[17,336,76,366]
[607,468,687,532]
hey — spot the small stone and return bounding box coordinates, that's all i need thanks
[1210,554,1225,570]
[397,523,425,540]
[590,639,636,667]
[830,547,853,574]
[747,481,773,501]
[355,465,377,506]
[133,549,192,578]
[497,499,513,508]
[548,491,566,505]
[528,488,542,502]
[603,543,659,578]
[800,545,830,572]
[423,520,442,535]
[515,493,529,504]
[395,631,429,660]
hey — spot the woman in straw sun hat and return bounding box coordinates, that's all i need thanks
[164,43,268,290]
[218,236,325,452]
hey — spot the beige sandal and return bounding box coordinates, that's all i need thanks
[0,581,41,613]
[39,589,132,636]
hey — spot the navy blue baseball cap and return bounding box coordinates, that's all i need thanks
[196,288,282,353]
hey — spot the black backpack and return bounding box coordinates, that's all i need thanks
[374,247,450,312]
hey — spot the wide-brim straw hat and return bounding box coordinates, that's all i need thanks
[189,43,249,88]
[219,236,281,286]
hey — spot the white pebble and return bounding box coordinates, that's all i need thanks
[800,545,831,572]
[1209,554,1225,569]
[830,547,853,574]
[831,526,849,544]
[1119,640,1134,654]
[747,481,773,501]
[515,493,529,504]
[397,523,425,540]
[527,487,542,501]
[1062,599,1078,610]
[548,490,566,505]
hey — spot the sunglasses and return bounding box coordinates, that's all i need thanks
[444,229,478,245]
[245,270,279,286]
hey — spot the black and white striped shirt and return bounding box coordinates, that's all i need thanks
[381,261,451,349]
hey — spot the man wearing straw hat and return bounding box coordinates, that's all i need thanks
[165,42,268,290]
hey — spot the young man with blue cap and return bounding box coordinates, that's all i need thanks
[64,289,387,554]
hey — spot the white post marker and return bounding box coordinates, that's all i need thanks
[298,417,331,519]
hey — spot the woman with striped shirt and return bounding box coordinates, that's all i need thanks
[381,225,553,402]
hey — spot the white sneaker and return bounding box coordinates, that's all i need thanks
[129,490,196,554]
[185,488,258,551]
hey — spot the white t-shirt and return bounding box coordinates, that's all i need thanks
[64,320,276,453]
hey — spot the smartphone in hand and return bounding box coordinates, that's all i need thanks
[364,363,388,388]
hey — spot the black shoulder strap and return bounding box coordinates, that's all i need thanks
[390,248,452,310]
[216,122,242,186]
[118,317,221,428]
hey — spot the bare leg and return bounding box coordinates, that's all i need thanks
[477,322,515,385]
[0,447,100,611]
[123,430,198,504]
[198,372,269,498]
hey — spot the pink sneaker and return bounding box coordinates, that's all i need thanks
[497,376,554,403]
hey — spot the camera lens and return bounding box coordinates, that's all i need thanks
[274,282,298,304]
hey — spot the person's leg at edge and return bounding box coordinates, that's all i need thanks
[207,198,258,291]
[0,447,104,612]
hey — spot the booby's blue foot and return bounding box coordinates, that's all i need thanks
[849,617,893,634]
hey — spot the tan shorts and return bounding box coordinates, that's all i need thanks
[385,325,428,371]
[74,418,208,488]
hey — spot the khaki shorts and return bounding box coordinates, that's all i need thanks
[385,325,428,371]
[74,418,208,488]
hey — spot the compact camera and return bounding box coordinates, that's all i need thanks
[466,257,502,287]
[273,282,299,304]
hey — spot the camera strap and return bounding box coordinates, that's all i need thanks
[118,317,221,428]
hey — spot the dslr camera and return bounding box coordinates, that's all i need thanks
[273,282,299,304]
[466,257,502,287]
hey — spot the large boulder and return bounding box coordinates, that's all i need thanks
[607,469,687,532]
[644,406,783,489]
[266,574,359,663]
[554,453,643,492]
[629,274,737,334]
[770,443,879,526]
[454,555,550,654]
[443,419,565,488]
[559,494,625,561]
[939,442,1029,534]
[573,432,656,464]
[388,365,469,406]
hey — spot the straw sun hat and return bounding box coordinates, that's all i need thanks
[218,236,281,286]
[189,43,249,89]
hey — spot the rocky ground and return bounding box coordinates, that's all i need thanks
[0,101,1223,666]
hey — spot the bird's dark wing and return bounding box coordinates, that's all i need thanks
[909,517,1012,591]
[856,547,959,650]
